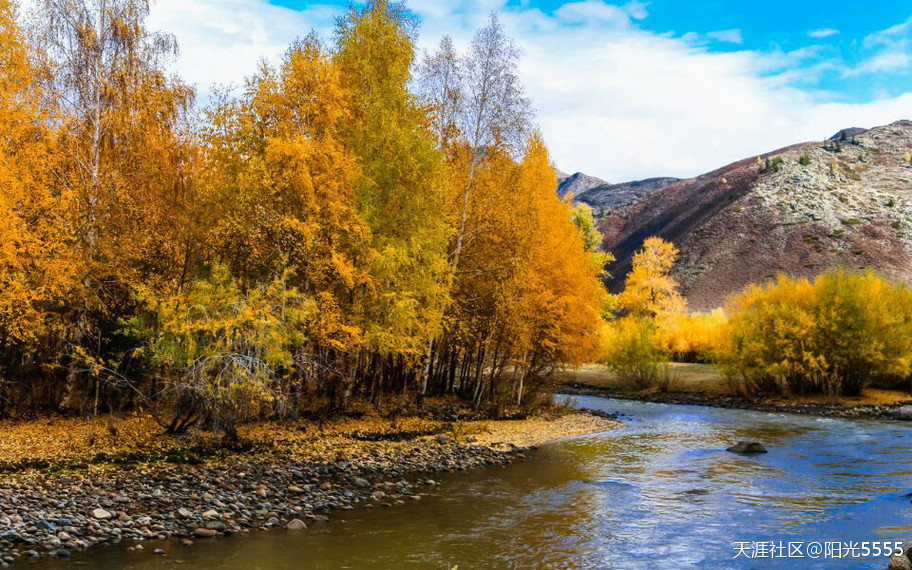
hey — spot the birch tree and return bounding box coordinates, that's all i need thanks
[35,0,193,409]
[416,35,462,146]
[451,13,531,269]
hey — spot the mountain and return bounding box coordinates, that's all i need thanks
[575,177,681,211]
[556,171,608,199]
[599,120,912,310]
[556,171,680,211]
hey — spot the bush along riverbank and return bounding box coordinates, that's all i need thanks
[0,409,618,565]
[561,383,912,421]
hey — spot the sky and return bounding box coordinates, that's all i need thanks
[141,0,912,182]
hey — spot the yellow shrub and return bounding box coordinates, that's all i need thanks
[600,317,668,389]
[656,309,727,362]
[717,271,912,397]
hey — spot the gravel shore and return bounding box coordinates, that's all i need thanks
[0,410,619,565]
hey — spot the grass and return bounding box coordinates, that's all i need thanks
[559,363,728,394]
[560,363,912,408]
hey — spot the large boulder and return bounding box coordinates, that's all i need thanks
[888,541,912,569]
[726,442,768,455]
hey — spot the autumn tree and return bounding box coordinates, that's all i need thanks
[199,36,369,408]
[618,237,686,318]
[35,0,195,409]
[427,135,605,407]
[0,0,74,397]
[416,12,531,270]
[136,265,303,440]
[334,0,453,400]
[0,0,613,419]
[571,202,613,276]
[719,271,912,397]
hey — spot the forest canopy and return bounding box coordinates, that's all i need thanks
[0,0,608,429]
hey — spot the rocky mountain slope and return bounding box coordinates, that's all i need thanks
[598,120,912,310]
[557,171,608,199]
[557,171,680,210]
[575,177,681,211]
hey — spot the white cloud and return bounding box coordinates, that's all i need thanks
[146,0,340,98]
[706,29,742,44]
[848,16,912,79]
[848,51,911,75]
[807,28,839,39]
[553,0,643,26]
[139,0,912,182]
[864,15,912,48]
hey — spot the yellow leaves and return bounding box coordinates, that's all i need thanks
[0,0,611,412]
[330,1,454,358]
[450,134,606,369]
[143,265,312,371]
[618,237,686,318]
[0,0,73,350]
[655,309,727,361]
[600,317,666,388]
[718,271,912,396]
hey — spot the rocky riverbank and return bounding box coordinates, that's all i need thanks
[562,383,912,420]
[0,410,618,565]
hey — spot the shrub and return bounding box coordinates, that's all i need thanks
[135,265,307,440]
[717,271,912,397]
[601,318,668,389]
[656,309,727,363]
[798,153,811,166]
[758,156,784,173]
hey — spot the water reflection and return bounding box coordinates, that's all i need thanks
[33,396,912,569]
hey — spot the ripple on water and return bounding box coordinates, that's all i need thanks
[29,395,912,570]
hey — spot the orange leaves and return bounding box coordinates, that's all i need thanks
[0,0,73,348]
[202,37,368,305]
[618,237,686,318]
[0,0,612,414]
[448,133,607,374]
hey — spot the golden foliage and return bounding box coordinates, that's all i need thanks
[656,309,727,362]
[0,0,609,418]
[600,317,668,389]
[0,0,73,348]
[718,271,912,396]
[618,237,686,318]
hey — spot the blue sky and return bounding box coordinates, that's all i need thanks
[632,0,912,102]
[143,0,912,181]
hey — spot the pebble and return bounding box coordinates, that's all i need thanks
[92,508,112,520]
[0,427,526,563]
[286,519,307,530]
[193,528,218,538]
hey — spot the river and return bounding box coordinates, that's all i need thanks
[33,395,912,568]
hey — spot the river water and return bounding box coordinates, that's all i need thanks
[34,395,912,569]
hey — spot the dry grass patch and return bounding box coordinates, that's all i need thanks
[561,363,728,394]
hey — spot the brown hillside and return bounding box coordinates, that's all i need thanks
[599,120,912,310]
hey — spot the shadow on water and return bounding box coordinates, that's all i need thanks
[32,395,912,569]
